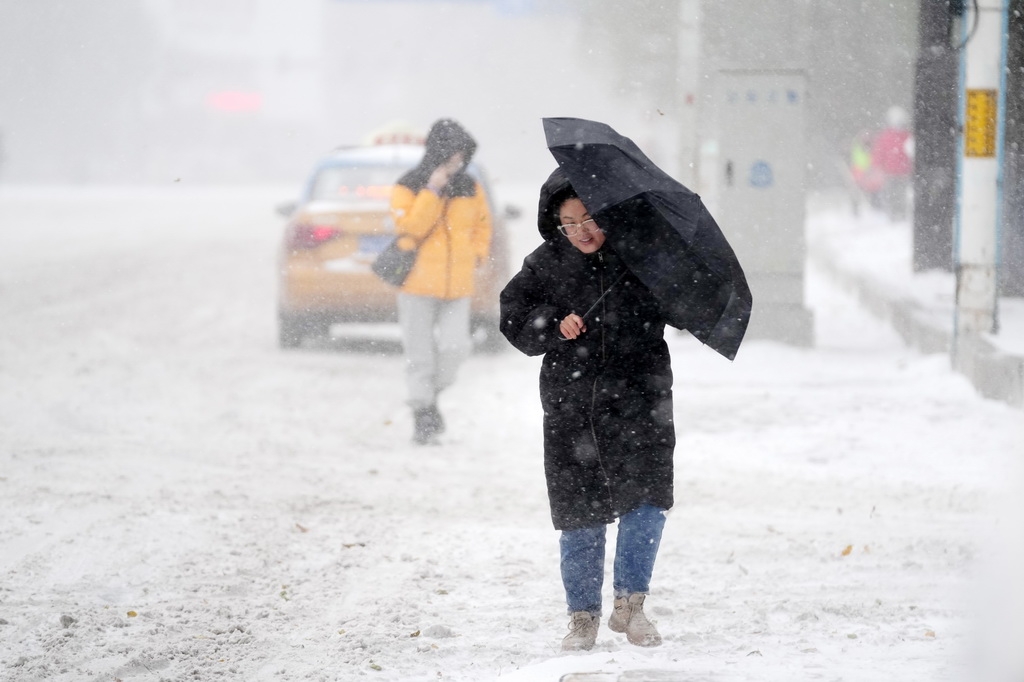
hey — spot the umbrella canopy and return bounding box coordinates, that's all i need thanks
[543,117,752,361]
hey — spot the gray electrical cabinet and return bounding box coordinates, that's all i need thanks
[713,69,814,346]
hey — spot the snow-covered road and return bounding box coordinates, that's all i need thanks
[1,186,1021,682]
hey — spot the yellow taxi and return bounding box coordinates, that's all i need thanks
[276,142,510,350]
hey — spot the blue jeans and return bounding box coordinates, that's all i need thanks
[559,505,667,615]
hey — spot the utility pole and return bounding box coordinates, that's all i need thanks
[912,0,959,272]
[954,0,1008,347]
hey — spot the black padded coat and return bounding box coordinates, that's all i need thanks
[499,169,675,531]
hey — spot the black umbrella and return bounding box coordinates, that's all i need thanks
[543,117,752,361]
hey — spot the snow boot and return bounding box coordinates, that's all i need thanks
[412,406,442,445]
[561,611,599,651]
[426,404,445,435]
[608,593,661,647]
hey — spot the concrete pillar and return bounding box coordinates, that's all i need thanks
[697,1,814,346]
[675,0,701,189]
[1001,0,1024,296]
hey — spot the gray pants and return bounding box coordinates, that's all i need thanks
[397,293,471,410]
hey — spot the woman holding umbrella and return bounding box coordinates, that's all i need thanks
[499,167,674,651]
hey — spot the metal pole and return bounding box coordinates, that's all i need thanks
[954,0,1008,346]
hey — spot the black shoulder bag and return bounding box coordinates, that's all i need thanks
[372,205,445,287]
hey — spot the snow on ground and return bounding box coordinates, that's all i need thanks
[0,186,1022,682]
[808,195,1024,357]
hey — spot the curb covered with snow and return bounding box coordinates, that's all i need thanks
[807,202,1024,409]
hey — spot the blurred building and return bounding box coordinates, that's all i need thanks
[139,0,330,183]
[0,0,331,184]
[0,0,931,190]
[0,1,157,182]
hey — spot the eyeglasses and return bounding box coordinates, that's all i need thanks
[557,218,600,237]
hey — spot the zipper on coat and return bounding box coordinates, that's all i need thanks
[589,376,613,506]
[599,255,607,360]
[589,251,612,508]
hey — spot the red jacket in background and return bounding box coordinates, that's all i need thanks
[871,128,912,176]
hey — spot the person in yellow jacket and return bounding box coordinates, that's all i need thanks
[389,119,492,444]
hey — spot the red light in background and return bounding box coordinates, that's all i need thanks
[310,226,336,242]
[287,223,342,250]
[206,91,263,113]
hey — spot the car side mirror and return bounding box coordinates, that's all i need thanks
[276,201,297,217]
[503,204,522,220]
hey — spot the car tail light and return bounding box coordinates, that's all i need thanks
[286,223,343,250]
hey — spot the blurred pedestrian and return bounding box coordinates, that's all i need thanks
[848,129,884,215]
[499,168,673,651]
[871,106,914,221]
[389,119,492,445]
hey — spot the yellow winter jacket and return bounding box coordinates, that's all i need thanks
[389,183,492,300]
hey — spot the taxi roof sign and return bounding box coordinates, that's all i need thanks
[362,121,425,146]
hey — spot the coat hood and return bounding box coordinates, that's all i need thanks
[397,119,478,197]
[422,118,477,170]
[537,166,575,242]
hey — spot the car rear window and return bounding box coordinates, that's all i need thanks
[310,164,410,202]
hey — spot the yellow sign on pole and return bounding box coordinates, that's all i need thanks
[965,89,997,157]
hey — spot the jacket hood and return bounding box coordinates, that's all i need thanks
[422,118,477,170]
[397,119,478,197]
[537,166,574,242]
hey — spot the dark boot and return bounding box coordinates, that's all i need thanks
[412,406,441,445]
[426,404,445,435]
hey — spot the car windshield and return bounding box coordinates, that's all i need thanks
[309,164,409,202]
